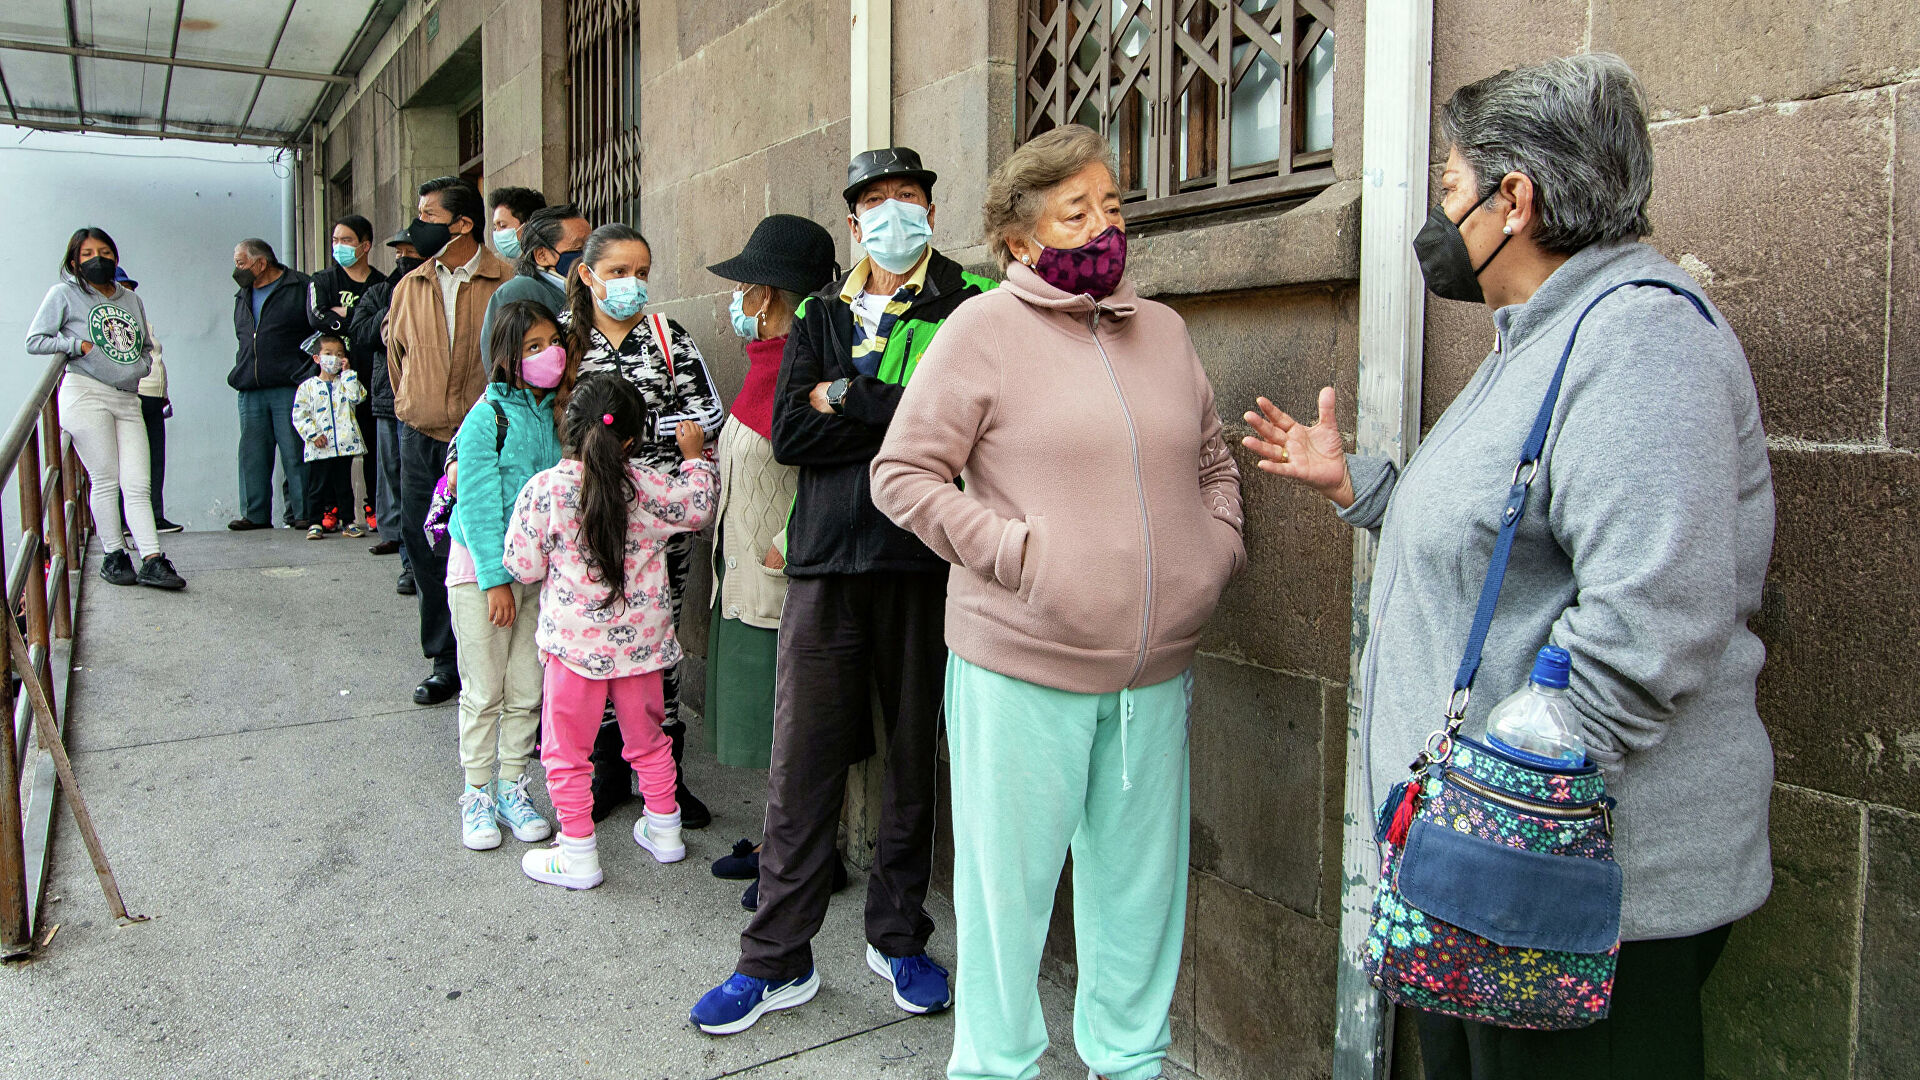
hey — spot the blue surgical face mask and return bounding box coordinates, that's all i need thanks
[729,288,763,340]
[857,199,932,274]
[493,227,523,259]
[591,267,647,320]
[332,243,359,269]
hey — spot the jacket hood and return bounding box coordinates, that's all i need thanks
[485,380,556,410]
[1492,240,1693,356]
[999,261,1139,321]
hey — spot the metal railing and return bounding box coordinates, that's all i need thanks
[0,356,92,958]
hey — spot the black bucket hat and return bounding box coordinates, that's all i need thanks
[707,214,840,297]
[842,146,937,208]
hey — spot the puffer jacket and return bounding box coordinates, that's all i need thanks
[291,372,368,461]
[448,381,564,591]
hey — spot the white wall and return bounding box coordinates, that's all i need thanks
[0,126,287,531]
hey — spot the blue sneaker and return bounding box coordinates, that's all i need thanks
[490,775,552,842]
[866,944,952,1014]
[689,969,820,1035]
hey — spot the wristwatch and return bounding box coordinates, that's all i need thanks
[825,377,852,414]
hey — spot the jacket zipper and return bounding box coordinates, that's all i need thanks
[1089,311,1153,688]
[1444,770,1606,821]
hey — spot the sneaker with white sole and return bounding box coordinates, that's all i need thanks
[634,810,685,863]
[458,785,502,850]
[689,969,820,1035]
[522,832,602,889]
[866,944,952,1014]
[491,774,552,842]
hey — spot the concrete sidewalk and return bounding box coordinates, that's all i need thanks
[2,531,1192,1080]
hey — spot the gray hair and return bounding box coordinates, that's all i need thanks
[237,237,280,266]
[983,124,1116,270]
[1441,53,1653,254]
[515,203,584,278]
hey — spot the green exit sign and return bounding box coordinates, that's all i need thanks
[425,11,440,41]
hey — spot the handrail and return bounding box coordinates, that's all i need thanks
[0,354,92,958]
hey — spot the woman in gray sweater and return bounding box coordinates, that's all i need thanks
[1245,55,1773,1079]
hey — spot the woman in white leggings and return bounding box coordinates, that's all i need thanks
[24,227,186,590]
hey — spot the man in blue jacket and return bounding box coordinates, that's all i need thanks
[228,238,314,530]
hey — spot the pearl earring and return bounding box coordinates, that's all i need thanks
[1502,225,1513,235]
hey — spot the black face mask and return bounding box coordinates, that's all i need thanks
[78,256,117,285]
[406,218,455,259]
[553,248,583,279]
[1413,189,1512,304]
[391,255,424,279]
[232,265,258,289]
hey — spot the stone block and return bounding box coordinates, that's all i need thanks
[892,0,996,97]
[480,0,541,94]
[1591,0,1920,120]
[1189,656,1326,914]
[1889,84,1920,449]
[639,0,681,74]
[1129,180,1362,298]
[1752,449,1920,811]
[1429,0,1586,153]
[1192,871,1338,1080]
[1170,876,1199,1071]
[1703,784,1862,1080]
[892,63,1008,254]
[1331,0,1364,182]
[1647,90,1893,444]
[1420,295,1495,435]
[676,0,769,58]
[764,118,860,263]
[482,69,544,179]
[1168,286,1357,683]
[1859,806,1920,1080]
[1319,682,1348,928]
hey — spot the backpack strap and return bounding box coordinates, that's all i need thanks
[489,399,509,454]
[1445,279,1715,724]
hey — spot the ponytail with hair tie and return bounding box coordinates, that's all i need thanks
[564,375,654,612]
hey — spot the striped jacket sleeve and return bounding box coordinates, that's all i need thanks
[652,319,726,439]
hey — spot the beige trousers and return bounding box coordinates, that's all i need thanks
[450,580,543,787]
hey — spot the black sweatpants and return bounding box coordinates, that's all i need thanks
[398,424,455,676]
[1415,922,1735,1080]
[305,456,356,524]
[738,571,947,982]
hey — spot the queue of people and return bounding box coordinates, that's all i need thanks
[26,50,1776,1080]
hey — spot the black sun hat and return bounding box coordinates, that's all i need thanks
[707,214,840,297]
[842,146,937,207]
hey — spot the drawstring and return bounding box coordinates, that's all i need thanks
[1119,688,1135,791]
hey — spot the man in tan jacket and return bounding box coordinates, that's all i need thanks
[386,176,509,706]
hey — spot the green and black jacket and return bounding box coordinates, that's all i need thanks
[772,249,997,577]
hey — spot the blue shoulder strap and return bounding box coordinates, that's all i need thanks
[1445,279,1714,719]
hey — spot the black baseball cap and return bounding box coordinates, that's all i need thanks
[843,147,937,208]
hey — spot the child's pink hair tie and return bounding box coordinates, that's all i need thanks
[601,413,615,425]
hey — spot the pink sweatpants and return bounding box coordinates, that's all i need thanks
[540,658,677,838]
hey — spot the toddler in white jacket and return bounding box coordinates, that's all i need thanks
[291,333,367,538]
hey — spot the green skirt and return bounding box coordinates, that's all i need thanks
[705,572,778,770]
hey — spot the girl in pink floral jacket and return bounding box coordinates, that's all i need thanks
[505,374,717,890]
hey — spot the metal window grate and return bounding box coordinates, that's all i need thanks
[1017,0,1337,221]
[566,0,643,228]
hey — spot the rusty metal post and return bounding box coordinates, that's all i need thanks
[0,492,22,956]
[41,398,71,641]
[19,435,49,697]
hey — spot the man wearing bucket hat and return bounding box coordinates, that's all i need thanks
[690,150,996,1036]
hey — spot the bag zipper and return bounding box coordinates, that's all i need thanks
[1445,770,1606,822]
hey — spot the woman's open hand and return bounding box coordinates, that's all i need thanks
[1243,386,1356,508]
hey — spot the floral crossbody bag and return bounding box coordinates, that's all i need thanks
[1363,278,1716,1030]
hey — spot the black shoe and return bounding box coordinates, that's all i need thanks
[369,539,401,555]
[395,569,417,596]
[589,717,634,823]
[289,519,311,530]
[227,518,270,531]
[741,878,758,912]
[135,554,186,590]
[99,550,137,586]
[413,671,458,705]
[154,518,184,534]
[712,839,760,880]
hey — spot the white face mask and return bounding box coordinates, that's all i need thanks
[317,355,345,375]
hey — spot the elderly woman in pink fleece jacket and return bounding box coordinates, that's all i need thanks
[871,124,1244,1080]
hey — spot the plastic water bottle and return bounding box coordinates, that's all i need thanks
[1484,645,1586,767]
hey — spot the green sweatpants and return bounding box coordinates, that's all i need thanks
[945,654,1191,1080]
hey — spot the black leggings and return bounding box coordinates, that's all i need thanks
[1415,922,1734,1080]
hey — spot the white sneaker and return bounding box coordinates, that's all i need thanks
[522,832,603,889]
[490,774,553,842]
[634,810,685,863]
[459,785,502,850]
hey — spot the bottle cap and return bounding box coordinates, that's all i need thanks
[1530,645,1571,689]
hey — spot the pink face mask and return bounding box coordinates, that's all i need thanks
[522,343,567,388]
[1031,224,1128,300]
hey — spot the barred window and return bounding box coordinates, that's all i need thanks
[567,0,642,227]
[1018,0,1337,221]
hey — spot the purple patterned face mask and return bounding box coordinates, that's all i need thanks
[1030,224,1128,299]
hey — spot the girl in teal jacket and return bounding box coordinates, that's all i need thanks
[446,300,572,853]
